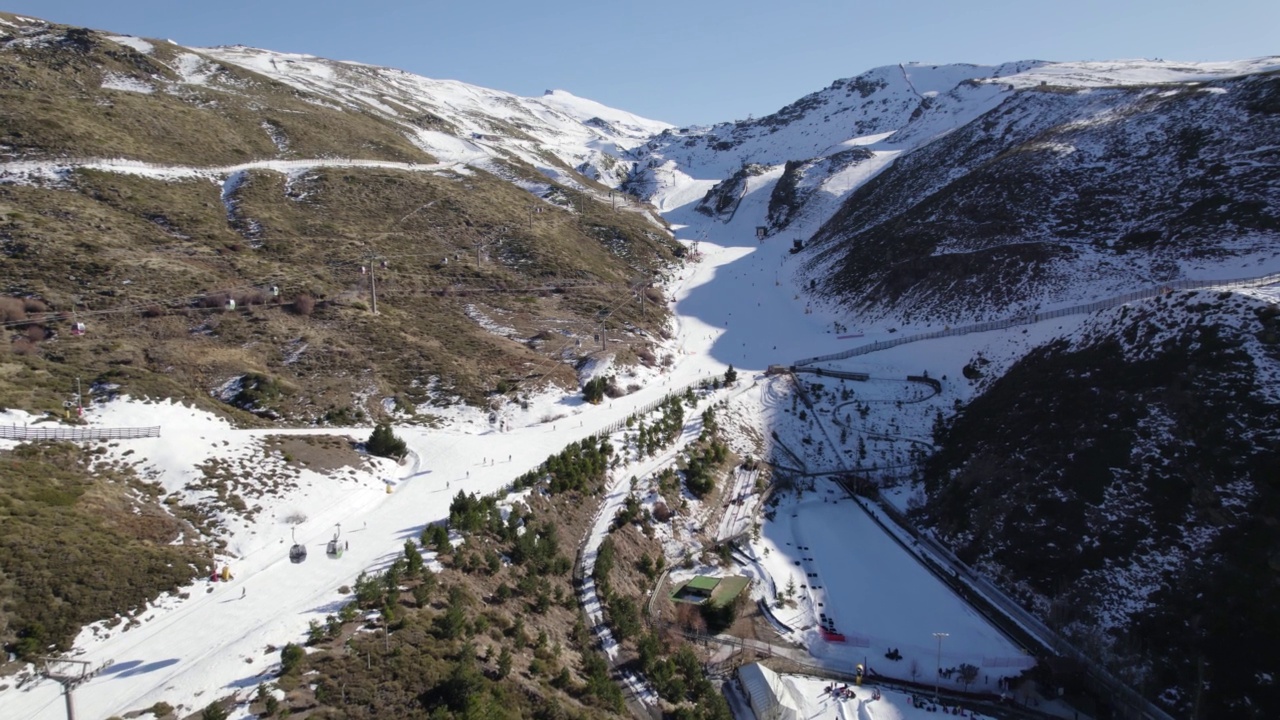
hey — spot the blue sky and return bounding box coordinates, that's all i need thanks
[9,0,1278,126]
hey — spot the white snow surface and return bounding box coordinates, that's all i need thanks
[100,73,155,94]
[765,674,1000,720]
[984,57,1280,89]
[105,35,154,54]
[756,485,1026,680]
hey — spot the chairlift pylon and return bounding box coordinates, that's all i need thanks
[289,527,307,563]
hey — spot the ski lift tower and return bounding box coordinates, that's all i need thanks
[39,656,115,720]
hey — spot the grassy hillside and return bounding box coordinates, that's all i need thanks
[0,15,681,422]
[0,16,428,165]
[0,15,683,685]
[2,163,677,419]
[0,442,211,658]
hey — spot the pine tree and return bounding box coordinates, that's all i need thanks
[583,376,609,404]
[497,646,512,678]
[366,421,407,460]
[404,539,423,576]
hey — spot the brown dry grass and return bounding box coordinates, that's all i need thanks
[0,442,210,656]
[0,158,679,421]
[262,435,364,473]
[0,19,430,166]
[0,17,683,423]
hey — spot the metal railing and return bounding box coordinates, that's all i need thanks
[0,425,160,441]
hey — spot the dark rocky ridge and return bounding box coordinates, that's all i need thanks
[805,73,1280,323]
[919,290,1280,717]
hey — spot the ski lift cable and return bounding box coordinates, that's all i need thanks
[0,281,294,330]
[5,198,639,328]
[0,261,633,331]
[505,274,660,395]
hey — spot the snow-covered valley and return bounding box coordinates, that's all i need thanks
[2,12,1279,719]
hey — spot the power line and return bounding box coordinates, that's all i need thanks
[506,275,662,398]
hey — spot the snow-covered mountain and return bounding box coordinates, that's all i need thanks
[802,66,1280,324]
[631,58,1280,292]
[0,15,669,197]
[6,11,1280,716]
[0,13,687,415]
[194,45,671,186]
[621,57,1280,717]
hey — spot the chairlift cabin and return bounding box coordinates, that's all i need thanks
[224,298,236,311]
[70,322,87,336]
[289,528,307,563]
[326,523,343,558]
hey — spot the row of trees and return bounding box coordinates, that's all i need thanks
[630,394,687,458]
[513,435,613,494]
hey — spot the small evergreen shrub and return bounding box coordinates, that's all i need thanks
[366,422,407,460]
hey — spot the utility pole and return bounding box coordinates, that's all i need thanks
[362,255,381,314]
[361,199,436,316]
[40,656,114,720]
[475,226,506,269]
[933,632,948,701]
[633,279,647,320]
